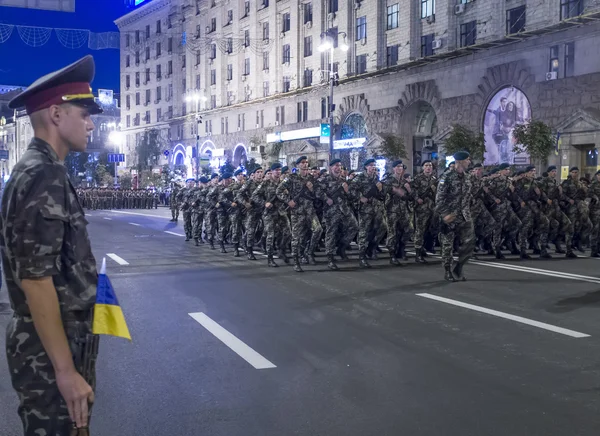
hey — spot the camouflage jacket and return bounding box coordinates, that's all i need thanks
[411,172,437,211]
[276,172,317,214]
[318,173,353,215]
[435,169,473,223]
[205,185,221,212]
[0,138,97,316]
[218,183,237,214]
[252,179,284,216]
[383,175,411,216]
[561,177,587,203]
[350,172,384,215]
[236,179,260,213]
[587,179,600,211]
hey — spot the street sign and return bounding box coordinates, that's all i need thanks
[163,150,170,157]
[107,153,125,163]
[0,150,9,160]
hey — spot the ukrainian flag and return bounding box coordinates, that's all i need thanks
[93,258,132,340]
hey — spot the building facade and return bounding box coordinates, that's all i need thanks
[115,0,600,179]
[0,0,75,11]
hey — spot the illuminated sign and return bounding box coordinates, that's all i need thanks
[266,127,321,143]
[333,137,366,150]
[134,0,150,5]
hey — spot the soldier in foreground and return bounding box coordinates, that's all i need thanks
[436,151,476,281]
[1,56,101,435]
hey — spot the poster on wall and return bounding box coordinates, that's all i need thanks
[483,87,531,166]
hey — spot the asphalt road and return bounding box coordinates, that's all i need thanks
[2,208,600,435]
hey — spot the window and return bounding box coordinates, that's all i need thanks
[125,34,130,47]
[182,103,187,116]
[145,25,150,39]
[156,19,161,34]
[126,95,131,109]
[297,101,308,122]
[561,0,583,20]
[282,13,291,32]
[227,64,233,81]
[126,75,130,88]
[156,86,162,101]
[196,0,200,14]
[387,4,399,30]
[196,51,201,65]
[182,78,186,92]
[167,15,172,29]
[146,89,151,104]
[126,115,131,127]
[168,60,173,75]
[356,54,367,74]
[356,16,367,41]
[168,84,173,100]
[226,38,233,54]
[263,81,270,97]
[210,44,217,59]
[460,21,476,47]
[263,52,270,70]
[276,106,285,124]
[303,68,313,87]
[221,118,225,134]
[261,0,269,8]
[135,30,140,44]
[227,9,233,25]
[244,1,250,16]
[262,22,269,40]
[135,92,140,105]
[386,45,399,66]
[304,3,313,23]
[157,108,162,121]
[421,34,434,57]
[506,6,526,34]
[256,110,264,127]
[195,74,201,90]
[196,24,201,38]
[330,27,339,48]
[126,55,130,68]
[329,0,338,14]
[135,51,140,64]
[145,47,150,61]
[421,0,434,18]
[211,69,217,85]
[227,92,234,106]
[244,58,250,75]
[182,54,186,69]
[210,95,216,109]
[283,44,291,63]
[244,29,250,47]
[156,42,162,57]
[211,18,217,32]
[135,72,140,86]
[304,36,313,57]
[168,37,173,52]
[145,68,150,83]
[283,76,291,93]
[168,106,173,118]
[549,46,560,73]
[156,64,162,79]
[321,97,329,118]
[564,42,575,77]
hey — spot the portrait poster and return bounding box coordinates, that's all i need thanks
[483,87,531,165]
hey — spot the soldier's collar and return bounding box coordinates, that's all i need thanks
[29,137,60,163]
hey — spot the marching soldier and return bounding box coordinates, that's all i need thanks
[383,160,411,266]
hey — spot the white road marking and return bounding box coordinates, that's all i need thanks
[128,222,142,227]
[111,210,171,219]
[106,253,130,266]
[189,312,276,369]
[164,230,185,237]
[86,214,93,217]
[417,293,590,339]
[103,217,112,221]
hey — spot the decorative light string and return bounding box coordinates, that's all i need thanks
[0,23,119,49]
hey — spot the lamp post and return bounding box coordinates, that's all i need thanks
[108,127,124,187]
[318,30,348,161]
[185,91,207,182]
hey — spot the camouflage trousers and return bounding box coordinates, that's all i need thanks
[217,212,230,243]
[205,209,218,243]
[6,314,98,436]
[183,210,193,238]
[229,211,244,245]
[413,207,435,253]
[544,204,573,246]
[245,211,262,249]
[290,210,323,258]
[323,207,358,256]
[472,206,497,241]
[171,205,179,220]
[590,208,600,252]
[566,202,592,242]
[357,210,385,256]
[192,210,204,240]
[490,203,521,249]
[519,203,550,250]
[264,212,291,256]
[440,219,475,269]
[385,210,410,255]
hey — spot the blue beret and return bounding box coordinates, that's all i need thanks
[364,158,376,167]
[221,173,233,180]
[211,173,219,180]
[296,155,308,165]
[421,160,432,166]
[453,151,470,161]
[199,176,209,183]
[525,165,535,172]
[281,166,289,173]
[570,166,579,172]
[329,158,341,166]
[186,178,195,183]
[271,162,282,170]
[250,166,262,175]
[547,165,557,172]
[392,160,403,168]
[234,169,243,176]
[498,163,510,170]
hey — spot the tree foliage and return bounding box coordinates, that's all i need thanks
[443,124,486,162]
[377,134,408,160]
[512,120,555,163]
[160,164,187,187]
[139,170,162,188]
[245,157,261,174]
[219,158,235,175]
[119,173,133,190]
[136,128,165,171]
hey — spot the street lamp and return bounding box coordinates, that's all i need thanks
[109,129,124,187]
[185,90,207,182]
[319,30,348,161]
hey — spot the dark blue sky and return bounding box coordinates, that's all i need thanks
[0,0,131,91]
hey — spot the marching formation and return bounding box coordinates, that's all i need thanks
[77,188,159,210]
[167,153,597,281]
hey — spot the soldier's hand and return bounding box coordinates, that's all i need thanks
[376,182,383,191]
[443,213,456,224]
[265,202,273,209]
[547,199,552,205]
[342,182,349,193]
[56,369,94,429]
[360,196,369,204]
[231,202,237,208]
[326,198,334,206]
[495,198,501,204]
[417,198,424,205]
[521,201,526,208]
[245,202,252,209]
[393,187,405,197]
[306,182,313,191]
[288,200,296,208]
[569,199,575,205]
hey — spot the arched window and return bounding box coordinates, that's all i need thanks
[341,113,368,139]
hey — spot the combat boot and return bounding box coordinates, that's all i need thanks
[308,254,317,265]
[247,247,257,260]
[194,238,200,246]
[390,256,401,266]
[539,248,552,259]
[267,255,278,267]
[280,251,290,264]
[566,249,578,259]
[327,255,339,271]
[415,251,426,263]
[233,244,241,257]
[452,263,466,281]
[220,242,227,254]
[339,246,349,261]
[185,235,191,241]
[359,256,371,269]
[520,249,531,260]
[293,257,304,272]
[510,241,520,255]
[209,240,215,250]
[445,266,457,282]
[495,249,506,260]
[554,241,565,254]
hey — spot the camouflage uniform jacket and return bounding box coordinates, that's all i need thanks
[205,184,221,212]
[350,172,385,215]
[276,172,317,214]
[587,179,600,212]
[470,175,491,213]
[318,173,353,215]
[236,179,259,211]
[218,184,237,214]
[252,179,283,216]
[383,175,411,215]
[191,186,206,212]
[0,138,98,316]
[561,177,587,205]
[435,169,473,223]
[485,175,521,208]
[411,172,437,211]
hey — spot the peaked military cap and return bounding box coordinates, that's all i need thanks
[211,173,219,180]
[9,55,102,115]
[421,160,432,166]
[221,172,233,180]
[296,155,308,165]
[525,165,536,172]
[329,158,341,166]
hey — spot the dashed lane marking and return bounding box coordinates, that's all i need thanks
[128,222,142,227]
[164,231,185,237]
[189,312,276,369]
[110,210,171,219]
[103,217,112,221]
[417,293,591,339]
[106,253,130,266]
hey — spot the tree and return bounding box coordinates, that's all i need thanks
[139,170,162,188]
[119,173,133,190]
[220,158,235,175]
[245,157,261,173]
[136,128,165,171]
[512,120,555,164]
[377,134,408,160]
[443,124,486,162]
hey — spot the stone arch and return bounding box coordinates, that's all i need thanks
[200,140,215,155]
[172,143,186,165]
[397,80,442,117]
[233,143,248,167]
[335,93,372,128]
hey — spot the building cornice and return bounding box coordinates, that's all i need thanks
[114,0,172,29]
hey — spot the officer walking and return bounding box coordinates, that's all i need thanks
[1,56,101,435]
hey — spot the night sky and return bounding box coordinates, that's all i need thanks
[0,0,131,91]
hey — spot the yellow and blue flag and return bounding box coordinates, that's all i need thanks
[93,258,132,340]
